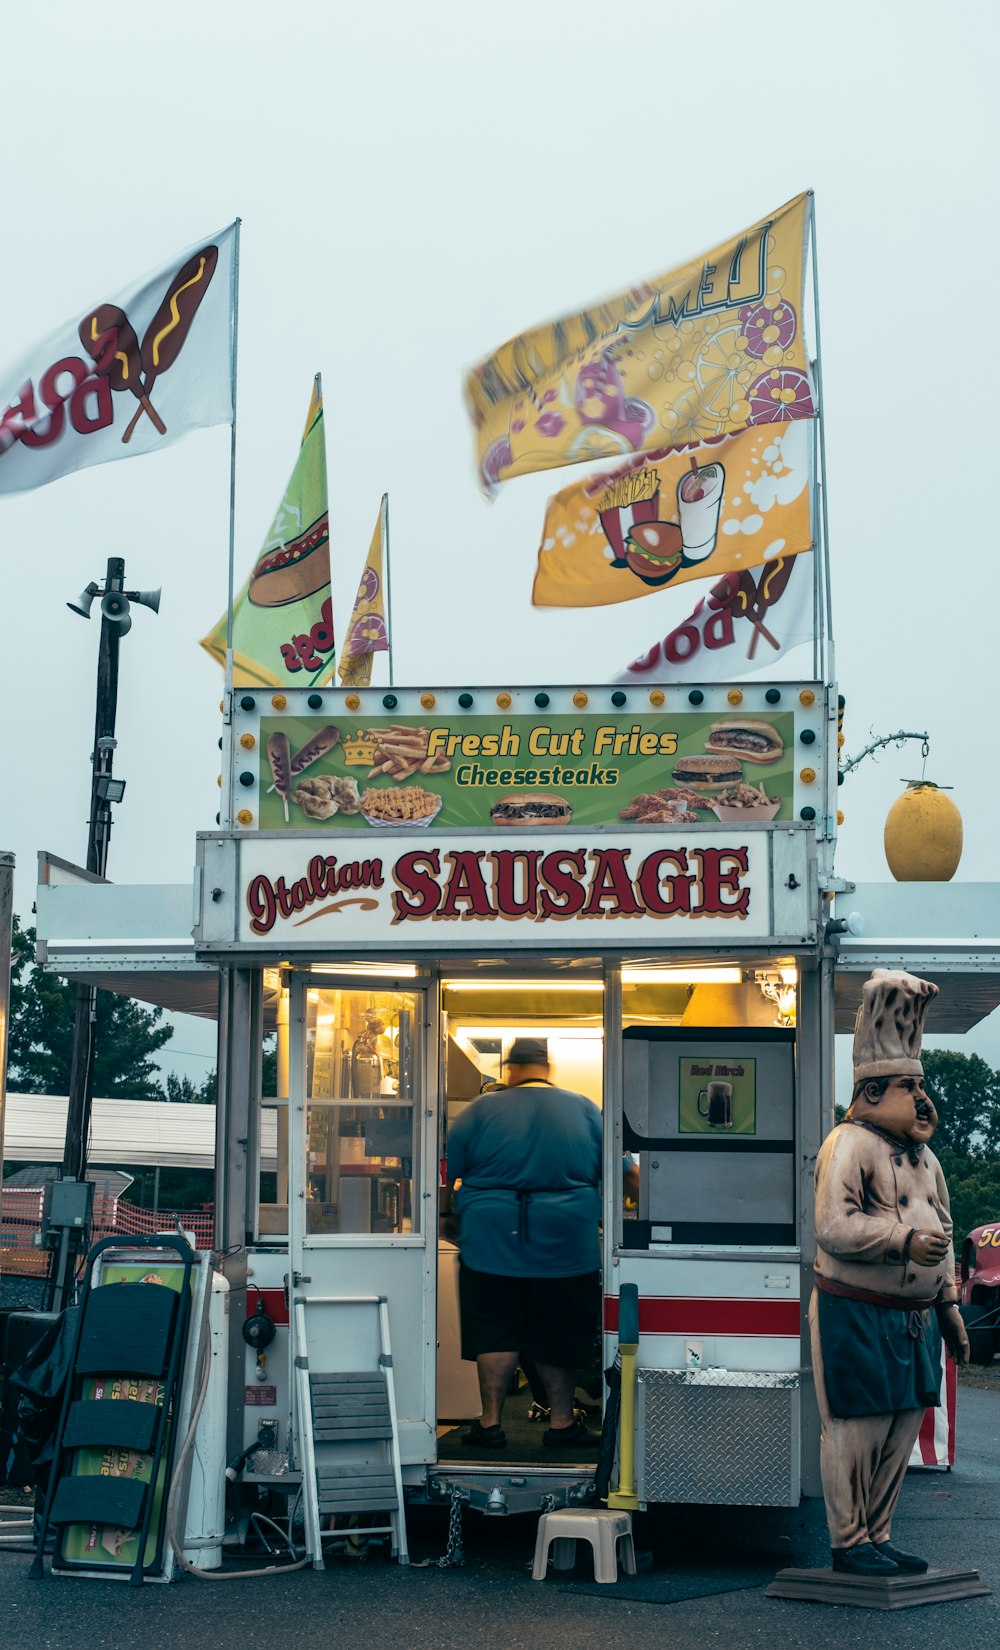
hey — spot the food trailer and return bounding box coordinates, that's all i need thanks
[30,677,1000,1548]
[197,675,837,1522]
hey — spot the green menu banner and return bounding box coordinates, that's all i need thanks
[257,708,795,833]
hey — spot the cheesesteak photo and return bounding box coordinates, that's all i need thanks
[703,719,784,764]
[489,793,573,826]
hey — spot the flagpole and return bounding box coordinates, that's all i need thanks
[810,413,821,684]
[382,492,394,687]
[222,218,241,829]
[806,193,835,685]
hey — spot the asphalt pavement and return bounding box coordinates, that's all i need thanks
[2,1385,996,1650]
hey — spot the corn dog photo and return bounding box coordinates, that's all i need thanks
[265,724,342,797]
[266,731,292,822]
[289,723,341,777]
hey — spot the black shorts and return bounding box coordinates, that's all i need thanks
[458,1264,600,1368]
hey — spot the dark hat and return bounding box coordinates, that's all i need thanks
[506,1036,549,1066]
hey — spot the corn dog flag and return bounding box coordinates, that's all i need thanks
[201,376,333,687]
[533,421,811,608]
[611,552,815,685]
[467,194,813,491]
[338,496,390,688]
[0,224,236,496]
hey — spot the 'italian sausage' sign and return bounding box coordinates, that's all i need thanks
[235,832,772,948]
[0,223,236,496]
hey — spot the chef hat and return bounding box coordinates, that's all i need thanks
[852,969,939,1081]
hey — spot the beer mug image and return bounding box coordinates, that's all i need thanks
[697,1080,733,1129]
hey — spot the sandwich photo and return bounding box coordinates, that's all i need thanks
[618,520,684,587]
[670,754,743,790]
[248,511,330,608]
[490,793,573,827]
[703,719,784,765]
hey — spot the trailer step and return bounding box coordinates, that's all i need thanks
[291,1294,408,1568]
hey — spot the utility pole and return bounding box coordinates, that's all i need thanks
[62,557,125,1185]
[48,557,159,1309]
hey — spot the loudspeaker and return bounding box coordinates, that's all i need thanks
[101,590,132,631]
[133,587,161,614]
[67,584,98,618]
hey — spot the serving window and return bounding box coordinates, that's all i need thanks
[299,987,422,1236]
[620,964,797,1249]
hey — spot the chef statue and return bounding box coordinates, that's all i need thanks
[810,969,970,1577]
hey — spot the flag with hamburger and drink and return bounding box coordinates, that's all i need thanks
[532,421,812,609]
[468,194,819,678]
[201,376,333,687]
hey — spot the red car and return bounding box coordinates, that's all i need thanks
[959,1224,1000,1365]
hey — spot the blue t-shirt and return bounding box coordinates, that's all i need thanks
[447,1081,601,1277]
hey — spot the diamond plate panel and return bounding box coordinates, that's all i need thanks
[638,1369,800,1506]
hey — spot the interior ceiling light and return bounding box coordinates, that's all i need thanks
[444,979,603,992]
[758,977,797,1028]
[621,967,742,986]
[308,962,419,978]
[456,1026,604,1044]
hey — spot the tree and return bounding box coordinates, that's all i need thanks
[938,1156,1000,1247]
[922,1050,1000,1159]
[7,913,173,1099]
[164,1071,217,1105]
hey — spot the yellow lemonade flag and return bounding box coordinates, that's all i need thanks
[338,495,389,687]
[468,194,813,490]
[533,421,811,608]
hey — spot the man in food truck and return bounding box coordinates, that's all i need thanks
[439,1036,602,1451]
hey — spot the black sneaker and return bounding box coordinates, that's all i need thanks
[875,1541,929,1573]
[831,1543,899,1576]
[543,1415,598,1449]
[461,1421,506,1449]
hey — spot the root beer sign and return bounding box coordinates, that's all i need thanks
[237,833,771,947]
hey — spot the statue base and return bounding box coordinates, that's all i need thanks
[766,1565,991,1610]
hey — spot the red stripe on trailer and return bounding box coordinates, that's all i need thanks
[247,1285,289,1325]
[604,1294,800,1337]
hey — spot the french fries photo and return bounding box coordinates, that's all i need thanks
[366,724,451,784]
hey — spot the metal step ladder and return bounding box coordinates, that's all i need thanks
[291,1291,408,1568]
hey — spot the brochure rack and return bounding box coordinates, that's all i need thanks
[31,1233,195,1585]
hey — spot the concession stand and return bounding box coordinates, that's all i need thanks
[30,677,1000,1534]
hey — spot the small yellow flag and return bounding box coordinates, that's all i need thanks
[338,496,390,687]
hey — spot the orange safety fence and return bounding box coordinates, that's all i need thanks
[1,1185,216,1277]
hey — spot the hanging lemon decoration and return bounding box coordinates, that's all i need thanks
[883,781,962,882]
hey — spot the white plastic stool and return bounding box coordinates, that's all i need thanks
[531,1509,636,1584]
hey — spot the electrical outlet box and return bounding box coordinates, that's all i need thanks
[257,1417,279,1450]
[684,1339,704,1371]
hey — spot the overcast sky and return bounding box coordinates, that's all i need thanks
[1,0,997,1094]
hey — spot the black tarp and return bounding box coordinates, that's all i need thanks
[1,1308,78,1490]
